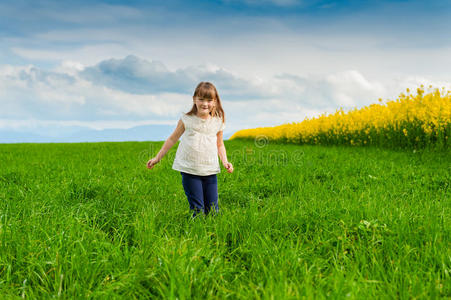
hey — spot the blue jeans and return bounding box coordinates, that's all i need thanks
[180,172,219,217]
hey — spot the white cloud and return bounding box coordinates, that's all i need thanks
[11,43,131,66]
[7,19,451,83]
[324,70,386,107]
[0,62,192,120]
[78,55,276,99]
[0,119,176,131]
[41,4,143,24]
[100,88,190,117]
[0,2,144,26]
[0,64,86,118]
[1,56,450,139]
[53,60,85,75]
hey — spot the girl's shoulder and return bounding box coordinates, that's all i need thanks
[180,113,200,128]
[214,115,225,125]
[180,112,193,123]
[212,115,225,132]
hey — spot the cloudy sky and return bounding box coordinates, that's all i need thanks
[1,0,450,142]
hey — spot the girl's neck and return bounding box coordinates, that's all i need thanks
[196,112,211,120]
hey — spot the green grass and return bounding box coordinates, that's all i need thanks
[0,140,450,299]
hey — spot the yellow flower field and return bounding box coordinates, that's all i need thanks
[230,86,451,150]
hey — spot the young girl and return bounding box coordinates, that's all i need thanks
[146,82,233,217]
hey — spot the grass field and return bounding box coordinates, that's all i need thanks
[0,140,450,298]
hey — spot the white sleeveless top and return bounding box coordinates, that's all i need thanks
[172,113,226,176]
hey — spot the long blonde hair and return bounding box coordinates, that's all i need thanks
[186,82,225,124]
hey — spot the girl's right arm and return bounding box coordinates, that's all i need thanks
[147,119,185,169]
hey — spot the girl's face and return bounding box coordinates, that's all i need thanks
[193,96,216,116]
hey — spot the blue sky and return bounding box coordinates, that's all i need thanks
[1,0,450,142]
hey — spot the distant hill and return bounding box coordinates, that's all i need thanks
[0,124,232,144]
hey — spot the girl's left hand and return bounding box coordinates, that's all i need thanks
[223,162,234,173]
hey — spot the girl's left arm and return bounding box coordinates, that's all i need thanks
[217,131,233,173]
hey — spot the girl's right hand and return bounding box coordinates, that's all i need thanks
[223,161,234,173]
[146,157,159,169]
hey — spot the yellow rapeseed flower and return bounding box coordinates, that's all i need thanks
[230,86,450,149]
